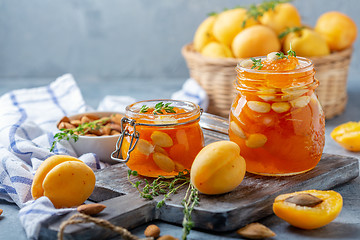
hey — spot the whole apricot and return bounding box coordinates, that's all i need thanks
[331,121,360,152]
[31,155,96,208]
[190,141,246,195]
[193,15,216,52]
[232,25,281,58]
[273,190,343,229]
[260,3,302,35]
[201,42,233,58]
[283,28,330,57]
[212,8,258,47]
[315,11,357,51]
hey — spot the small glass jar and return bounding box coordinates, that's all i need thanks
[229,57,325,176]
[111,99,204,177]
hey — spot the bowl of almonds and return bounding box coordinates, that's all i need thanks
[56,112,123,163]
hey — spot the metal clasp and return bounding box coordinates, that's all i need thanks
[111,117,140,163]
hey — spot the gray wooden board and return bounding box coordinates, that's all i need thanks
[39,113,360,239]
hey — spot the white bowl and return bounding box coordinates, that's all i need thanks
[58,111,123,164]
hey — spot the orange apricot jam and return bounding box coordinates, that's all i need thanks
[229,56,325,176]
[120,100,204,177]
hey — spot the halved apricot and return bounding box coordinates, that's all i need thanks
[273,190,343,229]
[331,121,360,152]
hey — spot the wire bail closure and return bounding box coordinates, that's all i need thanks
[110,108,203,163]
[111,117,139,163]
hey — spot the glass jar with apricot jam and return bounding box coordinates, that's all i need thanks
[229,53,325,176]
[111,100,204,177]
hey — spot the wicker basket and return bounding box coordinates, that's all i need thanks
[182,43,353,119]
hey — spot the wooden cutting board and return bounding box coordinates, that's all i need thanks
[39,114,359,239]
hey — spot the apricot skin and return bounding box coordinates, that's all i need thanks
[31,155,82,199]
[31,155,96,208]
[273,190,343,229]
[42,161,95,208]
[190,141,246,195]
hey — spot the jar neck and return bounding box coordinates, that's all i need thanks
[235,57,316,94]
[125,99,201,125]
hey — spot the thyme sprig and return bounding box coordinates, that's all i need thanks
[242,0,292,27]
[250,57,264,70]
[127,169,191,207]
[154,102,176,115]
[276,51,287,59]
[140,102,176,115]
[278,26,304,39]
[127,169,199,239]
[181,183,200,240]
[50,117,109,152]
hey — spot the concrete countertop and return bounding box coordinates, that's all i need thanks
[0,77,359,240]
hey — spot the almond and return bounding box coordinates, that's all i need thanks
[77,203,106,216]
[158,235,179,240]
[237,223,276,239]
[284,193,323,207]
[144,224,160,238]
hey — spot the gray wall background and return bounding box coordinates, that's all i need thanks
[0,0,359,85]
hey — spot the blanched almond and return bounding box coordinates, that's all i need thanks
[246,134,267,148]
[153,152,175,172]
[151,131,173,148]
[174,162,185,172]
[281,89,309,101]
[240,59,253,68]
[271,102,290,113]
[258,95,276,101]
[136,139,154,155]
[230,121,247,139]
[154,145,168,155]
[267,51,279,61]
[247,101,271,113]
[290,96,311,108]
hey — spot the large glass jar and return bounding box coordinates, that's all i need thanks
[229,57,325,176]
[111,100,204,177]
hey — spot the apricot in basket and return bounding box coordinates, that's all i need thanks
[31,155,96,208]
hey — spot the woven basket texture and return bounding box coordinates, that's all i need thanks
[182,43,353,119]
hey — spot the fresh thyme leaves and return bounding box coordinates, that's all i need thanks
[250,57,264,70]
[139,102,176,115]
[154,102,176,115]
[287,44,296,57]
[242,0,292,27]
[127,169,198,240]
[181,183,200,240]
[127,169,190,204]
[276,51,288,59]
[278,26,304,39]
[140,105,149,113]
[50,117,109,152]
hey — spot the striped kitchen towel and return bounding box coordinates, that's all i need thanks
[0,74,103,239]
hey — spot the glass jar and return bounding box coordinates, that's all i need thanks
[229,57,325,176]
[111,100,204,177]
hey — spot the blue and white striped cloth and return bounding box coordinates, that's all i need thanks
[0,74,104,239]
[0,74,208,239]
